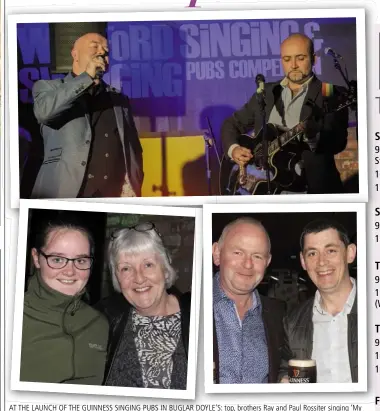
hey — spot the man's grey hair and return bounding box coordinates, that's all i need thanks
[217,217,271,252]
[108,228,177,292]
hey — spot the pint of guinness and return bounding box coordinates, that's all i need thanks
[288,359,317,383]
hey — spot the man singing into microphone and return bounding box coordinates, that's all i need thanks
[221,33,349,194]
[31,32,143,198]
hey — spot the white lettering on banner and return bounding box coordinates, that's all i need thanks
[105,20,326,96]
[111,26,174,60]
[109,24,182,97]
[179,21,323,60]
[186,61,225,80]
[18,25,51,64]
[109,63,182,97]
[229,58,283,79]
[17,25,65,103]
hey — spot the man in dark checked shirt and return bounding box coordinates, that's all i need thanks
[31,32,143,198]
[212,217,286,384]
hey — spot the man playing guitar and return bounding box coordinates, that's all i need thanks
[221,33,350,195]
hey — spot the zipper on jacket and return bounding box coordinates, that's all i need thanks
[61,298,77,382]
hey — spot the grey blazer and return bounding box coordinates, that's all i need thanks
[31,72,143,198]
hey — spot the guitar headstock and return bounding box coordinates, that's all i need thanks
[334,91,357,112]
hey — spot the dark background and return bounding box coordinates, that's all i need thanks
[212,212,357,310]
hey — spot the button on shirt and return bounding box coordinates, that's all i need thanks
[213,273,269,384]
[311,278,356,383]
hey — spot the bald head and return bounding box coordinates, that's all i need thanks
[217,217,271,252]
[212,218,272,299]
[281,33,314,59]
[72,33,106,50]
[71,32,108,76]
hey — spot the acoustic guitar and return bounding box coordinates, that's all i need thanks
[219,95,356,196]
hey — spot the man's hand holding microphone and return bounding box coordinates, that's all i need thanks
[85,54,108,84]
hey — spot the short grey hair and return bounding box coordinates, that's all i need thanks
[217,217,271,252]
[108,228,177,292]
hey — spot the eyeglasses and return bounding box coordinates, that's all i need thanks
[110,222,160,241]
[38,249,93,270]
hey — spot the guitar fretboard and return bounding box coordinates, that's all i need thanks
[251,95,353,159]
[268,123,305,156]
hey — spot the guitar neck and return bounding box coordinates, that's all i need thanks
[267,95,353,156]
[268,122,306,156]
[258,95,353,157]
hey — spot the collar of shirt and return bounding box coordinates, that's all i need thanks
[280,75,314,92]
[213,272,262,313]
[313,277,356,316]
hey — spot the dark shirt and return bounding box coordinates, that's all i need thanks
[77,79,126,198]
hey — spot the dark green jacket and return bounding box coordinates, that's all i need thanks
[21,272,109,384]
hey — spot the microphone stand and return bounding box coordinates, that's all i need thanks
[203,131,213,196]
[332,57,350,88]
[331,57,358,138]
[202,117,222,196]
[257,91,271,194]
[206,116,222,166]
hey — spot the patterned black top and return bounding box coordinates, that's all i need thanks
[132,309,182,388]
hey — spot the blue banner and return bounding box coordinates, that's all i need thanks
[17,18,357,138]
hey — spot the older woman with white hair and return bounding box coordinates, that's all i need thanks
[97,222,191,389]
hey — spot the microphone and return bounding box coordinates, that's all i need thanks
[95,54,108,79]
[205,117,214,146]
[255,74,265,94]
[324,47,343,60]
[95,70,104,79]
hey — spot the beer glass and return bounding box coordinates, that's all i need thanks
[288,359,317,383]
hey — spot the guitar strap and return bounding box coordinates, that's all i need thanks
[321,82,335,113]
[321,82,334,97]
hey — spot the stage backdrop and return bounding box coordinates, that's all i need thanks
[17,18,358,197]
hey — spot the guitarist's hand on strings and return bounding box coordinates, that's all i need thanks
[231,146,253,165]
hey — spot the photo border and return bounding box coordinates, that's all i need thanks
[203,202,367,393]
[10,199,202,400]
[8,8,367,208]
